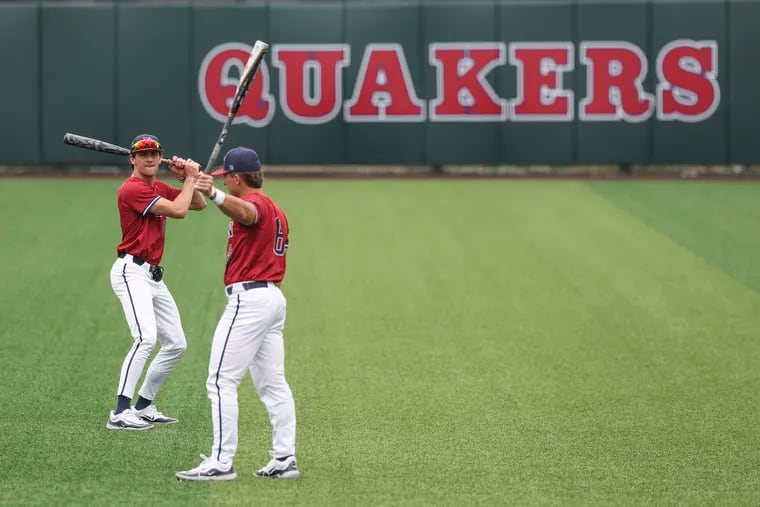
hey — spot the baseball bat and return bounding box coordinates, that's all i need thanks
[63,133,170,164]
[202,39,269,174]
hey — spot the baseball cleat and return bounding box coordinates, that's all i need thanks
[132,404,178,424]
[176,454,236,481]
[106,409,155,430]
[253,455,301,479]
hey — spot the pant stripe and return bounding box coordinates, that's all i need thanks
[118,263,143,397]
[213,294,241,461]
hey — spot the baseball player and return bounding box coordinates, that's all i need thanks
[107,134,206,431]
[176,147,299,481]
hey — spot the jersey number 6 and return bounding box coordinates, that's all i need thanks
[273,218,288,256]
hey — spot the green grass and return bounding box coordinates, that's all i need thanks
[1,178,759,505]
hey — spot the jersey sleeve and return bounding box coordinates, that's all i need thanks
[245,194,262,226]
[121,180,162,216]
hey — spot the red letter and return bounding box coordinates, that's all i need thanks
[273,44,350,125]
[198,42,274,127]
[344,44,425,122]
[509,42,574,121]
[656,40,720,122]
[579,42,654,122]
[429,42,507,121]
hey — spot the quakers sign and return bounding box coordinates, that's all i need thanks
[198,40,719,126]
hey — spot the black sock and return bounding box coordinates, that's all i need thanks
[276,455,293,462]
[135,395,152,411]
[115,395,131,414]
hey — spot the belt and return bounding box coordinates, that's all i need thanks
[118,251,148,266]
[118,251,164,282]
[226,281,270,295]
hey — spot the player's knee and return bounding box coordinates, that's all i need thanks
[168,339,187,358]
[205,374,218,394]
[135,339,155,358]
[255,371,289,396]
[259,369,286,387]
[206,372,240,394]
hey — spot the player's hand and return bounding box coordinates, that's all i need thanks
[166,156,187,180]
[168,157,200,181]
[184,159,200,179]
[194,173,214,196]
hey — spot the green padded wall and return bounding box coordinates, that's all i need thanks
[41,5,117,164]
[0,1,755,166]
[576,0,651,163]
[344,2,426,164]
[423,2,501,165]
[499,0,575,164]
[728,0,760,163]
[268,3,345,164]
[651,0,727,164]
[116,4,194,160]
[0,4,40,164]
[192,4,270,167]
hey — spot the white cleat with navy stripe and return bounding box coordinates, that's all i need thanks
[253,455,301,479]
[106,409,154,430]
[132,404,178,424]
[176,454,237,481]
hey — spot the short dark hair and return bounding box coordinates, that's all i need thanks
[239,171,263,189]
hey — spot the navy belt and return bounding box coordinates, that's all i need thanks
[226,281,269,295]
[118,251,146,266]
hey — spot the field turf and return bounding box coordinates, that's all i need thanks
[0,178,758,505]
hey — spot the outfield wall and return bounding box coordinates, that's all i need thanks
[1,0,759,166]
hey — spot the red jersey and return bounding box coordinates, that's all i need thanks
[116,176,180,266]
[224,192,289,286]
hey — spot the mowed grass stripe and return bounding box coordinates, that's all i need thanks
[0,180,214,505]
[243,181,760,505]
[0,179,758,505]
[589,180,760,292]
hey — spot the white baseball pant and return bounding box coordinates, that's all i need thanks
[206,282,296,464]
[110,255,187,401]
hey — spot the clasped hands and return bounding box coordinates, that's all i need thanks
[166,157,215,197]
[167,157,200,182]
